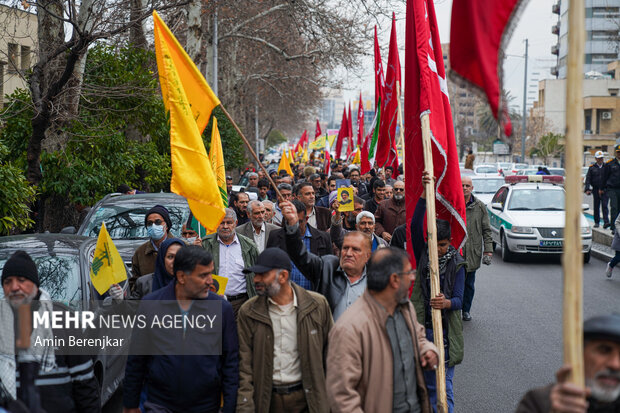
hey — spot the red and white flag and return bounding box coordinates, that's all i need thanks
[449,0,526,137]
[335,107,348,160]
[376,13,400,171]
[314,119,322,139]
[374,25,385,112]
[405,0,467,253]
[357,92,364,148]
[347,102,354,158]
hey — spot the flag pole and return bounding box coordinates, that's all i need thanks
[396,81,406,175]
[218,104,283,200]
[421,112,448,413]
[563,0,585,387]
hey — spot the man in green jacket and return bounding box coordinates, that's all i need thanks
[202,208,257,317]
[236,248,333,413]
[461,176,493,321]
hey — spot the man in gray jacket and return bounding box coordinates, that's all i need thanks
[461,176,493,321]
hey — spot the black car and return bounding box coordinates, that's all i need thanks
[0,234,133,404]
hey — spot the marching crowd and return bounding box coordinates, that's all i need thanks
[1,157,619,413]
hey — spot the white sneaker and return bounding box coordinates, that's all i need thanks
[606,264,613,278]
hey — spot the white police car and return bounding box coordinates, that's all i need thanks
[487,175,592,262]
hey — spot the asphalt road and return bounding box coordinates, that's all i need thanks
[454,251,620,413]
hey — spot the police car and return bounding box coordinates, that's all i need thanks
[487,175,592,262]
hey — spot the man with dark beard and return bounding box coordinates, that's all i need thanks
[516,314,620,413]
[236,248,333,413]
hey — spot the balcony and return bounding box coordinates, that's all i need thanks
[552,2,560,14]
[551,66,559,76]
[583,132,616,145]
[552,23,560,35]
[551,44,559,55]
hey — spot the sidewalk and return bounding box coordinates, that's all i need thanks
[585,207,614,261]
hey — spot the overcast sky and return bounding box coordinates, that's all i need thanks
[340,0,558,113]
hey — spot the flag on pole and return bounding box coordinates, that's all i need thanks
[405,0,467,252]
[449,0,525,137]
[351,148,361,165]
[357,92,365,148]
[301,147,309,163]
[278,149,294,176]
[335,107,348,160]
[309,135,326,151]
[295,130,308,153]
[315,119,322,139]
[154,10,225,233]
[362,101,381,174]
[153,11,219,134]
[324,134,331,176]
[209,117,228,207]
[374,25,386,112]
[347,102,354,158]
[376,13,401,169]
[90,223,127,295]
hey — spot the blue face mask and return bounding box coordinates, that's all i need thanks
[147,224,165,240]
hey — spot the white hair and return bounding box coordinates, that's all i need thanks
[356,211,375,225]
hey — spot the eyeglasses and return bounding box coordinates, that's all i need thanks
[393,188,405,192]
[146,219,164,227]
[397,269,415,277]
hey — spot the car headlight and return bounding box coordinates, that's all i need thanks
[511,226,534,234]
[581,226,592,235]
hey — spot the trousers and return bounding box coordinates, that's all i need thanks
[462,271,476,313]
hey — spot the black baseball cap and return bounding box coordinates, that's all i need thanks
[242,248,291,274]
[584,314,620,343]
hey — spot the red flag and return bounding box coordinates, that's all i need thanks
[405,0,467,254]
[376,13,400,169]
[334,107,348,160]
[449,0,524,137]
[314,119,322,139]
[295,130,308,153]
[374,26,386,111]
[357,92,364,148]
[324,135,331,175]
[347,103,354,158]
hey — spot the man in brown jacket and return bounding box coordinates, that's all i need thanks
[374,180,406,243]
[326,247,439,413]
[237,248,333,413]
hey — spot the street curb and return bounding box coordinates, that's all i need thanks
[591,244,613,262]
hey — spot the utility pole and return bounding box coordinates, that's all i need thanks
[521,38,528,163]
[213,2,218,95]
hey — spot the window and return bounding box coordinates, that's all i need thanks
[7,43,18,72]
[20,46,30,71]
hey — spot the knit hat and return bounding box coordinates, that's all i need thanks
[145,205,172,230]
[1,250,39,287]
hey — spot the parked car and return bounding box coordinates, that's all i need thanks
[471,176,506,205]
[516,167,565,177]
[487,175,591,262]
[0,234,133,405]
[474,164,500,176]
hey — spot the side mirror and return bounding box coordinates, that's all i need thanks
[491,202,503,211]
[60,226,76,234]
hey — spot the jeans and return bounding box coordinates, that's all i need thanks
[462,271,476,313]
[610,251,620,268]
[592,188,609,225]
[608,188,620,230]
[424,365,455,413]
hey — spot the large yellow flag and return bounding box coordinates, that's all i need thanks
[352,147,361,164]
[309,135,326,151]
[90,223,127,295]
[209,117,228,207]
[154,11,225,232]
[278,149,294,176]
[153,11,219,133]
[301,147,309,163]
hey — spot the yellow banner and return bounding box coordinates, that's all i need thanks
[209,117,228,207]
[90,223,127,295]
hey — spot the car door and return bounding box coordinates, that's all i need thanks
[488,186,509,242]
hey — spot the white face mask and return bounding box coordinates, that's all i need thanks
[185,237,197,244]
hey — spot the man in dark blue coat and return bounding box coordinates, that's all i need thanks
[123,246,239,413]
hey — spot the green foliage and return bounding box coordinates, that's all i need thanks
[0,88,33,170]
[529,132,564,163]
[203,106,247,169]
[266,129,287,148]
[0,142,36,234]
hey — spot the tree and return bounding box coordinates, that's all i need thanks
[529,132,564,165]
[265,129,287,148]
[0,142,36,235]
[475,91,521,150]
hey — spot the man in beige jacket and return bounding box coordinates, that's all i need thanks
[326,247,440,413]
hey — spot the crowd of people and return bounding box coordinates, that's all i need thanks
[1,156,619,413]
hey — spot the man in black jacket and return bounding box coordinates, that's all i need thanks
[604,144,620,233]
[586,151,610,228]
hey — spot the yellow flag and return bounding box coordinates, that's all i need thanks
[212,274,229,295]
[301,147,309,163]
[153,11,219,133]
[309,135,326,151]
[278,149,294,176]
[154,11,225,232]
[352,147,361,164]
[209,117,228,207]
[90,223,127,295]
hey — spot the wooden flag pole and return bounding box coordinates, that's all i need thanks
[218,104,283,200]
[563,0,585,387]
[421,113,448,413]
[396,81,406,175]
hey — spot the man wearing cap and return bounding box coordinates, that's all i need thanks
[236,248,333,413]
[516,313,620,412]
[604,145,620,233]
[586,151,610,229]
[130,205,173,289]
[0,251,101,413]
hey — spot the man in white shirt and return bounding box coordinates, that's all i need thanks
[236,200,279,253]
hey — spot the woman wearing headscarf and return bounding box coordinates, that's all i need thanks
[130,238,185,300]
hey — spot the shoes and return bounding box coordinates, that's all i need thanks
[594,223,600,228]
[462,312,472,321]
[606,264,613,278]
[604,223,611,229]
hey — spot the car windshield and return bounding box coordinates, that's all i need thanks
[83,205,189,239]
[472,179,505,194]
[548,168,565,176]
[515,164,528,170]
[499,163,512,169]
[476,166,498,174]
[0,253,82,307]
[508,189,565,211]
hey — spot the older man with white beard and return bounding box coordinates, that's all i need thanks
[374,180,406,243]
[516,314,620,413]
[331,210,388,253]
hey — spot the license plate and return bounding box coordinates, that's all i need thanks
[540,240,562,247]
